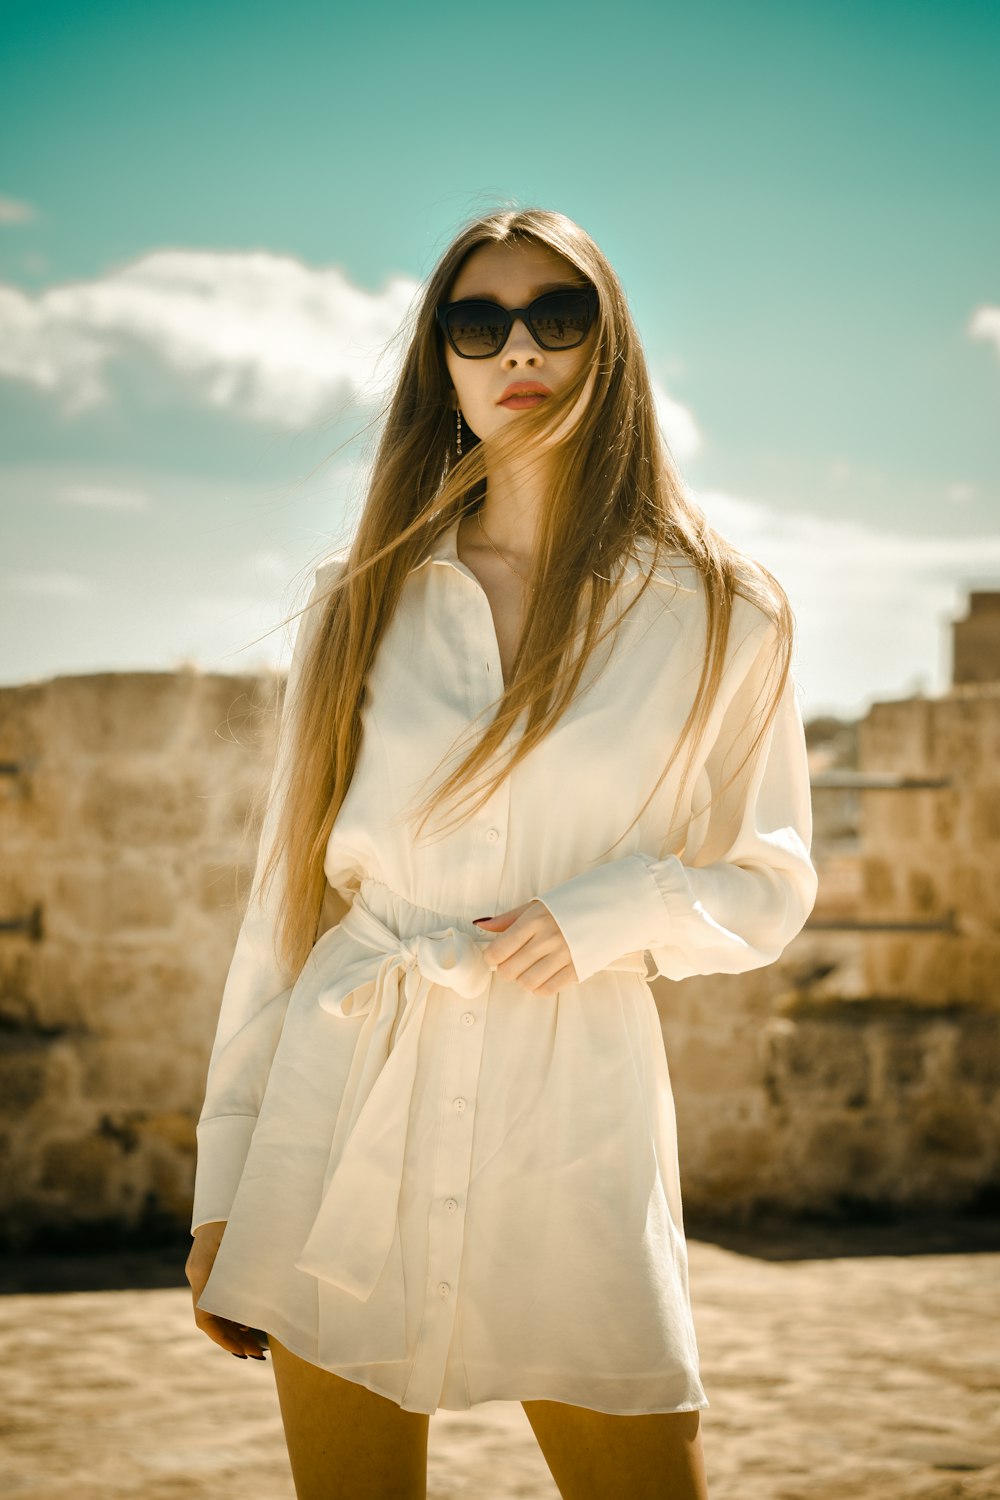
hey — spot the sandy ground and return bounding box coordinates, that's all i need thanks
[2,1218,999,1499]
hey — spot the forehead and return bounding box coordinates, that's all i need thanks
[448,240,582,301]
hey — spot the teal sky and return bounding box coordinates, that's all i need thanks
[1,0,998,716]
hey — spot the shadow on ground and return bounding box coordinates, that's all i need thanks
[3,1207,1000,1295]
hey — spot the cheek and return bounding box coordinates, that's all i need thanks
[452,373,498,436]
[542,363,597,447]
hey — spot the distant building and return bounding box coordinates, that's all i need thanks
[952,591,1000,685]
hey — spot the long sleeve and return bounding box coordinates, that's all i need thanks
[190,564,334,1232]
[533,615,818,986]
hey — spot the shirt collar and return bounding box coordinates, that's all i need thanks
[408,513,696,592]
[409,512,463,572]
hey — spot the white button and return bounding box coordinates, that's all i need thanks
[438,1281,450,1297]
[445,1198,458,1212]
[461,1011,475,1026]
[453,1097,466,1112]
[485,827,499,842]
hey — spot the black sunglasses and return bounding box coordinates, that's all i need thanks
[436,285,598,359]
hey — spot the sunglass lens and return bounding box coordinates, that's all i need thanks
[529,290,593,349]
[445,303,506,357]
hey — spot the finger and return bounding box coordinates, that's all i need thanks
[225,1317,267,1358]
[540,962,578,993]
[195,1308,267,1359]
[482,915,544,968]
[491,935,563,985]
[516,955,569,994]
[474,913,517,933]
[235,1323,268,1359]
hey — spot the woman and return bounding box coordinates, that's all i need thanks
[186,206,818,1499]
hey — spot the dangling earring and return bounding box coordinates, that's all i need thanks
[455,406,463,458]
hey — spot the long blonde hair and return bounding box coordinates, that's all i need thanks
[251,206,794,978]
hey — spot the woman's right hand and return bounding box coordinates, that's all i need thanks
[185,1221,267,1360]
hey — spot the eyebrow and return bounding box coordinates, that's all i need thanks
[452,280,587,301]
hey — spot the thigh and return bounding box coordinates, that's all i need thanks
[521,1399,708,1500]
[269,1334,430,1500]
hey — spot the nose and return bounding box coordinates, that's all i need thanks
[501,315,544,367]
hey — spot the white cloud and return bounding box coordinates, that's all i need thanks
[0,249,421,423]
[0,249,705,452]
[54,482,152,512]
[244,547,299,588]
[968,303,1000,355]
[0,197,37,226]
[5,570,97,600]
[691,484,1000,715]
[651,379,701,462]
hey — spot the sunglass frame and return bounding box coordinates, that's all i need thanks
[435,285,599,359]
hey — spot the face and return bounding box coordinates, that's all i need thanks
[442,240,598,449]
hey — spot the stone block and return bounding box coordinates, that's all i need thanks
[54,946,209,1038]
[78,1042,191,1113]
[51,860,179,938]
[196,674,278,752]
[859,699,933,777]
[873,1025,924,1096]
[144,1137,196,1220]
[931,790,959,841]
[3,763,74,845]
[191,860,245,918]
[213,779,269,843]
[933,699,996,778]
[764,1017,870,1107]
[699,1122,774,1200]
[39,1133,119,1203]
[881,794,925,841]
[963,938,1000,1006]
[905,868,941,916]
[671,1031,760,1094]
[914,1097,986,1160]
[861,857,896,909]
[0,683,47,759]
[969,786,1000,843]
[954,1017,1000,1089]
[138,1110,197,1154]
[43,673,192,754]
[77,765,209,845]
[796,1113,889,1195]
[0,1048,50,1111]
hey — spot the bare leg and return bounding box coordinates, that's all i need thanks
[269,1334,430,1500]
[522,1399,708,1500]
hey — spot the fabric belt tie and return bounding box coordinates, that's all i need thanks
[293,877,649,1308]
[293,881,494,1302]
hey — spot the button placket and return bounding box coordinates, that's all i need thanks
[401,947,492,1413]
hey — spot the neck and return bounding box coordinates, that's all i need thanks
[473,449,552,564]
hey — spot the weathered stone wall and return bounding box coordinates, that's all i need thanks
[662,683,1000,1224]
[1,669,997,1248]
[0,668,282,1249]
[857,687,1000,1006]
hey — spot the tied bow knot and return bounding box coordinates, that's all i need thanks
[293,891,493,1307]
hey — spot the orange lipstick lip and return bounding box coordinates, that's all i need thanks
[500,393,548,409]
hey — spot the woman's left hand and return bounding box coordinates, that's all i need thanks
[474,901,579,995]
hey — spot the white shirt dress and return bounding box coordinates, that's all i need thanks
[191,511,819,1416]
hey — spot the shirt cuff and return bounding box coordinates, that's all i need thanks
[190,1114,258,1233]
[533,854,672,984]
